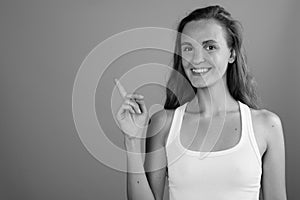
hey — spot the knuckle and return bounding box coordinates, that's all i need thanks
[124,99,132,105]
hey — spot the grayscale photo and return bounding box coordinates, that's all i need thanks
[1,0,298,200]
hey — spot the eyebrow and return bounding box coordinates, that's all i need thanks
[181,40,218,45]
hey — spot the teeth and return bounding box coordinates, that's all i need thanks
[192,68,210,73]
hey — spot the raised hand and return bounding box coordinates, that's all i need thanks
[114,78,149,140]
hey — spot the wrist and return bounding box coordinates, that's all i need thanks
[124,136,143,152]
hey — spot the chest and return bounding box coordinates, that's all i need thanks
[167,152,262,192]
[179,111,267,158]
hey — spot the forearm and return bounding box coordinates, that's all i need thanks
[125,138,155,200]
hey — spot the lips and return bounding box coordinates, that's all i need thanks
[190,67,211,76]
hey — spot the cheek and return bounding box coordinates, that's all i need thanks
[214,55,230,69]
[181,63,192,80]
[181,59,189,68]
[182,63,190,76]
[181,53,192,67]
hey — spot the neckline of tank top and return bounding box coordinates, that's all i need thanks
[176,100,246,157]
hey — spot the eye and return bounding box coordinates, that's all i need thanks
[182,46,193,52]
[205,45,217,51]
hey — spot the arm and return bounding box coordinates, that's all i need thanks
[144,110,171,200]
[125,138,155,200]
[126,110,170,200]
[261,111,287,200]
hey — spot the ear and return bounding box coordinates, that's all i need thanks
[229,49,236,63]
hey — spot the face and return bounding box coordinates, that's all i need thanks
[180,19,234,88]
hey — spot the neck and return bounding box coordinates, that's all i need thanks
[187,76,238,117]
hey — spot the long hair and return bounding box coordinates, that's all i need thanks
[164,5,260,110]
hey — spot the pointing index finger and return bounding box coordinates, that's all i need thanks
[114,78,127,99]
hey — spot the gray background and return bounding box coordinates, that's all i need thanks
[1,0,299,199]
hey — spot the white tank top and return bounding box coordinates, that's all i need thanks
[165,101,262,200]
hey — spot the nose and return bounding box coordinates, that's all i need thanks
[192,48,205,65]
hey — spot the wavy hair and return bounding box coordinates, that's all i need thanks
[164,5,260,110]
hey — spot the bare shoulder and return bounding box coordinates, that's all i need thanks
[250,108,284,156]
[250,108,283,136]
[146,108,175,147]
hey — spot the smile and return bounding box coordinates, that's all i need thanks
[191,68,211,75]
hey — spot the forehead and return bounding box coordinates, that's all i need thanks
[181,19,227,44]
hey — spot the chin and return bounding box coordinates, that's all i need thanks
[191,77,223,89]
[190,80,210,89]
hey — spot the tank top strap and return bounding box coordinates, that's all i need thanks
[239,101,262,166]
[166,102,188,147]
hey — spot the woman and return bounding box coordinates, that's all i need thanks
[116,5,287,200]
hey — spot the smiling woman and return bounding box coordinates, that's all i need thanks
[164,6,258,111]
[115,5,287,200]
[181,19,233,89]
